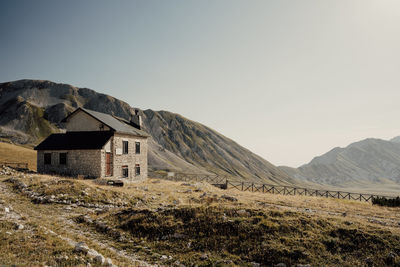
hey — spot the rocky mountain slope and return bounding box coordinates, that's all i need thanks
[280,138,400,188]
[0,79,294,183]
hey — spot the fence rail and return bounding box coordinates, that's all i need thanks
[149,171,228,185]
[149,171,397,202]
[226,181,395,202]
[0,162,28,170]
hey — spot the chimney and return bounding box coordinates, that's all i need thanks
[130,109,142,130]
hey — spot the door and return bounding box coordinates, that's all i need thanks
[105,152,112,176]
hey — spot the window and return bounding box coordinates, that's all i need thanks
[59,153,67,165]
[122,141,128,154]
[44,153,52,165]
[122,165,128,178]
[135,164,140,176]
[135,142,140,154]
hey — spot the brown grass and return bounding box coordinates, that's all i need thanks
[2,172,400,266]
[0,142,37,171]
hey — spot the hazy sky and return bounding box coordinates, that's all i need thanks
[1,0,400,167]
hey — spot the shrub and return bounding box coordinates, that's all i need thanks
[372,196,400,207]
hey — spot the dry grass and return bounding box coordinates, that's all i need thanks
[11,174,400,232]
[2,172,400,266]
[81,178,400,228]
[0,142,37,171]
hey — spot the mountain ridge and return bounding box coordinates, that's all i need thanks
[0,79,295,184]
[280,137,400,190]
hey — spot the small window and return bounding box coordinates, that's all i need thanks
[135,142,140,154]
[122,141,129,154]
[59,153,67,165]
[122,165,128,178]
[135,164,140,176]
[44,153,52,165]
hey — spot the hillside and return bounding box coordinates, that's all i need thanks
[0,142,37,171]
[0,79,294,184]
[1,168,400,266]
[280,138,400,192]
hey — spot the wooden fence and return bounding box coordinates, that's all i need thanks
[149,171,228,186]
[0,162,28,169]
[226,181,396,202]
[149,171,397,203]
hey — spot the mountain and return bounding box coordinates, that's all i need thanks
[0,79,295,184]
[280,138,400,189]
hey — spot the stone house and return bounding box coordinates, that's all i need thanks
[34,107,149,181]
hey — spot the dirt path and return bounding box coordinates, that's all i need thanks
[0,178,157,267]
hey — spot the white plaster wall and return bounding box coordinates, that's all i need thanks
[65,110,110,132]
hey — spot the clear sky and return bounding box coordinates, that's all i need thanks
[1,0,400,167]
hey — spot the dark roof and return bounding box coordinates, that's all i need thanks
[63,108,150,137]
[34,131,113,150]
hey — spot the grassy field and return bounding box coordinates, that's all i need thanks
[0,142,400,265]
[0,142,37,171]
[1,170,400,266]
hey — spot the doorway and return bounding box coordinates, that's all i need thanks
[105,152,112,176]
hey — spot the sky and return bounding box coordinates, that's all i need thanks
[1,0,400,167]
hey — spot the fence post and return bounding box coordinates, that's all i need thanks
[225,179,228,189]
[241,182,244,191]
[252,183,254,192]
[294,188,296,195]
[262,184,265,193]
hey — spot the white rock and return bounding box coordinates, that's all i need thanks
[237,209,250,217]
[200,253,208,260]
[74,242,89,253]
[87,249,99,258]
[94,254,105,265]
[104,258,114,266]
[4,207,9,213]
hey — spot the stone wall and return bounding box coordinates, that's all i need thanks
[37,149,102,177]
[100,139,112,178]
[36,133,148,181]
[112,133,148,181]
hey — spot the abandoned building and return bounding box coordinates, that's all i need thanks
[34,107,149,180]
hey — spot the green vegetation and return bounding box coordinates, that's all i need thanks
[86,206,400,266]
[26,103,58,140]
[372,196,400,207]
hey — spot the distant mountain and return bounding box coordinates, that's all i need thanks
[390,136,400,144]
[0,79,295,184]
[280,138,400,187]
